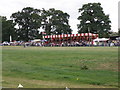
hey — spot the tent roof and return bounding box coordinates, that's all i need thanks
[93,38,109,42]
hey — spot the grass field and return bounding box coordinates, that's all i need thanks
[2,46,118,88]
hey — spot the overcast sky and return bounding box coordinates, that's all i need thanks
[0,0,119,33]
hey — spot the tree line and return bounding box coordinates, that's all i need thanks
[1,2,115,42]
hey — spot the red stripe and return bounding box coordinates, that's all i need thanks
[88,33,89,37]
[60,35,62,38]
[80,34,81,36]
[79,34,81,39]
[88,33,89,40]
[84,33,85,36]
[73,34,74,37]
[92,34,94,39]
[96,34,99,38]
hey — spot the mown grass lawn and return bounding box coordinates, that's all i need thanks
[2,46,118,88]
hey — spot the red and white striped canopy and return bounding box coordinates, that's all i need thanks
[43,33,98,39]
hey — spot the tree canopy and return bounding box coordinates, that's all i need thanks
[1,4,115,42]
[77,3,111,37]
[11,7,42,41]
[10,7,72,41]
[41,8,72,35]
[1,16,16,42]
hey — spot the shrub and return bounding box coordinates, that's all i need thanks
[80,65,88,70]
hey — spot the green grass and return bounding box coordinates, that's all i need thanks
[2,46,118,88]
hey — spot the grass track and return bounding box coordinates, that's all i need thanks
[2,46,118,88]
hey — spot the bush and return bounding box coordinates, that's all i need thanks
[80,65,88,70]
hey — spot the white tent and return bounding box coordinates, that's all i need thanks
[10,35,12,42]
[93,38,109,42]
[32,39,41,42]
[116,37,120,40]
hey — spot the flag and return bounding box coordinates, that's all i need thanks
[10,35,12,42]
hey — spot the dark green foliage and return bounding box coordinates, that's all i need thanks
[110,32,118,37]
[11,7,42,41]
[10,7,72,41]
[77,3,111,38]
[1,16,16,42]
[80,65,88,70]
[41,8,72,35]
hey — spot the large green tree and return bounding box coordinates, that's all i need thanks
[77,3,111,37]
[11,7,42,41]
[41,8,72,35]
[1,16,16,42]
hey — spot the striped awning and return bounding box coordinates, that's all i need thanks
[43,33,98,39]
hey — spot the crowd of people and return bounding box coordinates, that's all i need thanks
[47,41,92,47]
[44,40,120,47]
[1,39,120,47]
